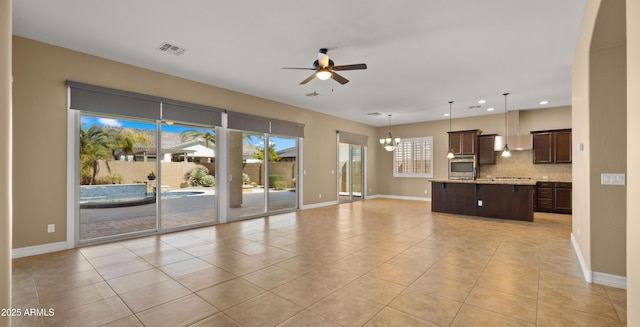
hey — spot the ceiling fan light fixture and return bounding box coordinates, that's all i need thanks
[316,68,332,80]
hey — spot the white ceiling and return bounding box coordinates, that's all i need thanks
[12,0,586,127]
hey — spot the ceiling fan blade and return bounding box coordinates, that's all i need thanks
[331,71,349,84]
[332,63,367,71]
[282,67,316,70]
[299,73,317,85]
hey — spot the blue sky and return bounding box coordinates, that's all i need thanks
[81,116,296,150]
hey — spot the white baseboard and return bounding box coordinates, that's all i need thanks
[570,233,626,289]
[571,232,592,283]
[593,272,627,289]
[12,241,69,258]
[370,194,431,202]
[301,200,339,209]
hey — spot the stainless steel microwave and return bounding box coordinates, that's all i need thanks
[448,156,476,180]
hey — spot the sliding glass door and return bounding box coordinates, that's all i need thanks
[79,114,158,241]
[159,123,217,230]
[70,82,304,244]
[268,135,298,212]
[228,131,299,221]
[338,142,364,203]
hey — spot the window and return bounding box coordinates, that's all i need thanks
[393,136,433,178]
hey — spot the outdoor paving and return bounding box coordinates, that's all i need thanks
[80,188,297,240]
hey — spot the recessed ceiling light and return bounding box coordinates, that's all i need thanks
[487,107,494,111]
[478,99,486,104]
[540,100,549,105]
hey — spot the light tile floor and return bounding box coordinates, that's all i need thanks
[11,199,627,326]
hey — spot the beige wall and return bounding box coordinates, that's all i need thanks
[1,0,11,325]
[12,36,378,249]
[572,0,597,275]
[376,107,572,197]
[590,4,627,276]
[573,0,628,280]
[627,0,639,323]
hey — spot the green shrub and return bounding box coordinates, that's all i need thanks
[242,173,251,185]
[274,180,287,190]
[201,175,215,187]
[268,175,280,188]
[179,182,189,188]
[188,166,210,186]
[106,174,122,184]
[250,182,257,188]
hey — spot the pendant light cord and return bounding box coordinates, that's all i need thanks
[503,93,510,137]
[449,101,453,132]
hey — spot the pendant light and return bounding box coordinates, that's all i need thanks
[502,93,511,157]
[447,101,455,159]
[379,114,400,151]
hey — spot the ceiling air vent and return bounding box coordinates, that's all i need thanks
[157,42,187,56]
[368,112,382,117]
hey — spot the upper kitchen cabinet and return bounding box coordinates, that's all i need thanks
[448,130,481,156]
[478,134,497,165]
[532,129,572,164]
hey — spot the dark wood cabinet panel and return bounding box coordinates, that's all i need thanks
[478,134,496,165]
[448,130,480,156]
[554,130,572,163]
[431,182,476,216]
[533,132,553,163]
[536,181,572,214]
[449,132,463,154]
[432,182,534,222]
[477,184,534,221]
[554,187,572,213]
[532,129,571,164]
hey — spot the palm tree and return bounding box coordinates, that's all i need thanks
[112,129,150,161]
[180,130,215,147]
[80,125,112,185]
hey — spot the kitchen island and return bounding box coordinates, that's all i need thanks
[430,179,536,222]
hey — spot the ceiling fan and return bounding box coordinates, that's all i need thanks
[282,48,367,85]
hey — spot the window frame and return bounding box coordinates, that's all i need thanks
[392,136,434,178]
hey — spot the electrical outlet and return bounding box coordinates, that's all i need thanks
[542,176,549,180]
[478,200,483,207]
[424,189,428,194]
[47,224,55,233]
[319,193,322,199]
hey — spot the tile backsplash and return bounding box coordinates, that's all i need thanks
[478,150,572,181]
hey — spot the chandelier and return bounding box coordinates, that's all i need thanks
[379,114,400,151]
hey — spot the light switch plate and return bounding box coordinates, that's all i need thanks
[601,173,625,185]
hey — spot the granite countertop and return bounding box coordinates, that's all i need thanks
[429,178,538,186]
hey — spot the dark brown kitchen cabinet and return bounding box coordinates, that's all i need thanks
[536,182,554,211]
[554,130,572,163]
[448,130,480,156]
[431,182,476,216]
[532,129,572,164]
[476,183,534,221]
[536,181,572,214]
[554,182,572,213]
[432,181,534,222]
[478,134,497,165]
